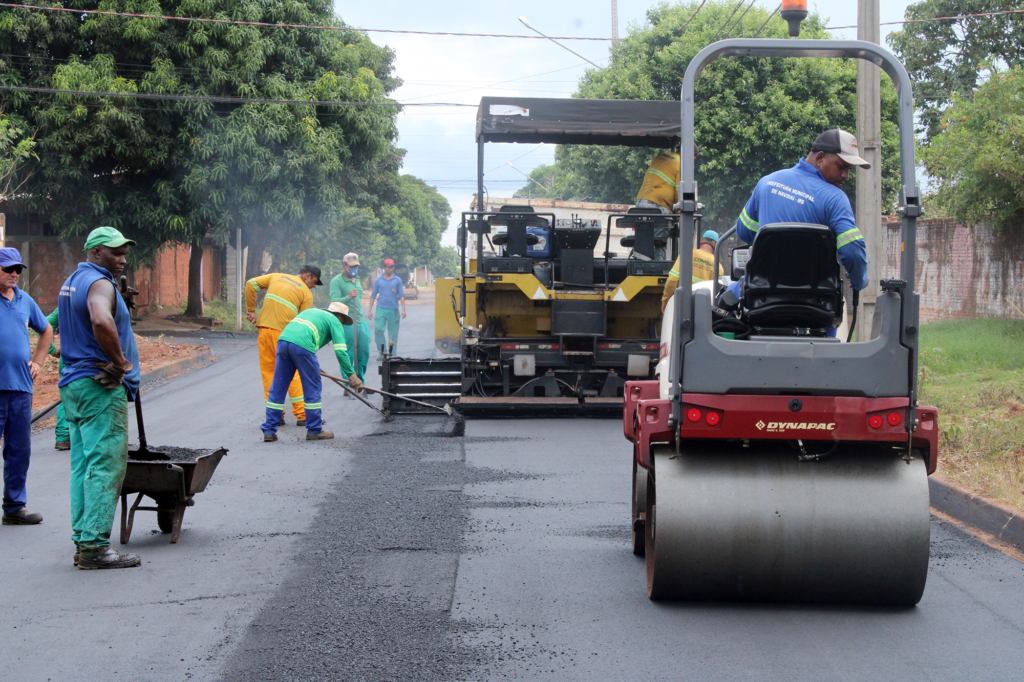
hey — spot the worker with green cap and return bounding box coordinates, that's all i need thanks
[45,307,69,450]
[661,230,724,312]
[58,226,142,569]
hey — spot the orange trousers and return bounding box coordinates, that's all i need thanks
[258,327,305,419]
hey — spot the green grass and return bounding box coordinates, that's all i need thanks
[918,318,1024,509]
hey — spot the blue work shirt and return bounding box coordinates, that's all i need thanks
[0,286,49,393]
[735,160,868,290]
[371,274,404,309]
[57,262,141,399]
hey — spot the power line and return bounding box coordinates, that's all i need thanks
[825,8,1024,31]
[752,4,781,38]
[0,84,477,107]
[0,2,614,41]
[676,0,708,35]
[722,0,758,39]
[711,0,747,42]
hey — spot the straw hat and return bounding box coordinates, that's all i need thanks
[324,301,353,326]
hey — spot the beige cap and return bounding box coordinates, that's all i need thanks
[324,301,353,326]
[811,129,871,169]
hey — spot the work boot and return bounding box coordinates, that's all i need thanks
[296,419,307,427]
[264,433,278,443]
[55,440,70,451]
[77,547,141,570]
[73,544,79,566]
[306,431,335,441]
[2,508,42,525]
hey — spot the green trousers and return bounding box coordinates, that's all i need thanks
[374,308,401,356]
[55,357,69,444]
[55,402,69,443]
[60,378,129,552]
[344,319,371,382]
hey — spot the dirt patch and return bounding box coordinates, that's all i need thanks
[32,334,209,412]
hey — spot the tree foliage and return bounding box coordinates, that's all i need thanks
[0,1,448,313]
[520,1,902,232]
[0,112,35,198]
[888,0,1024,144]
[921,65,1024,231]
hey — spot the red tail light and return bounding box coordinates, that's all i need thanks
[869,414,883,429]
[687,408,702,423]
[887,411,902,426]
[705,411,720,426]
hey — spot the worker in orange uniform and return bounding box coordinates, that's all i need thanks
[246,264,323,426]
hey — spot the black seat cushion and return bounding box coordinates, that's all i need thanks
[620,234,668,248]
[492,232,539,246]
[742,223,843,328]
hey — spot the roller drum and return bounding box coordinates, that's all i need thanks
[645,443,930,605]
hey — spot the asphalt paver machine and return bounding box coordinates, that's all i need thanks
[388,97,687,416]
[624,38,939,605]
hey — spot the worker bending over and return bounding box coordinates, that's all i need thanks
[729,129,869,334]
[246,264,323,426]
[661,230,724,312]
[260,302,363,442]
[57,227,141,569]
[329,253,369,383]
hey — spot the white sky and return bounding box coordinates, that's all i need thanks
[334,1,917,246]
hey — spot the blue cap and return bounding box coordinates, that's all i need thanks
[702,230,719,242]
[0,247,25,268]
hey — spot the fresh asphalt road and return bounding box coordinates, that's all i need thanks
[4,303,1024,681]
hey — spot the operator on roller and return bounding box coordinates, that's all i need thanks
[246,265,323,426]
[661,230,725,313]
[635,151,679,214]
[728,129,869,331]
[260,302,363,443]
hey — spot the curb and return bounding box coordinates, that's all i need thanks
[930,474,1024,551]
[30,351,216,424]
[139,350,215,385]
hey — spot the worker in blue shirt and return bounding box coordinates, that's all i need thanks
[0,247,53,526]
[368,258,406,358]
[734,129,869,291]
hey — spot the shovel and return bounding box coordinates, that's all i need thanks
[130,392,169,461]
[320,370,392,421]
[320,370,454,416]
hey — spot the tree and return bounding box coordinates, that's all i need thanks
[920,65,1024,231]
[513,163,586,200]
[527,1,902,232]
[1,0,401,316]
[888,0,1024,144]
[0,113,35,199]
[430,245,460,279]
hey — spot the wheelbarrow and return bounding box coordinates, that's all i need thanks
[119,393,228,544]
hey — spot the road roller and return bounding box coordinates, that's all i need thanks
[623,38,939,605]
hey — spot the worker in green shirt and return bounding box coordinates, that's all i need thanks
[329,253,370,383]
[260,302,363,442]
[45,307,70,450]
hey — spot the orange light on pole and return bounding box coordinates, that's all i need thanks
[780,0,808,38]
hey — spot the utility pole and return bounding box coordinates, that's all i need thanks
[611,0,619,43]
[855,0,881,342]
[235,228,243,331]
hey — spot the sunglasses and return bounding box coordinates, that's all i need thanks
[1,265,23,275]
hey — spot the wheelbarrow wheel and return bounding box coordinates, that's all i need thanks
[157,510,174,534]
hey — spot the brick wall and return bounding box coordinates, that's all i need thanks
[882,218,1024,323]
[4,237,224,313]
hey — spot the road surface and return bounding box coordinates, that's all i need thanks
[3,304,1024,681]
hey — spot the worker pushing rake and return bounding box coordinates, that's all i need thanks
[259,302,364,443]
